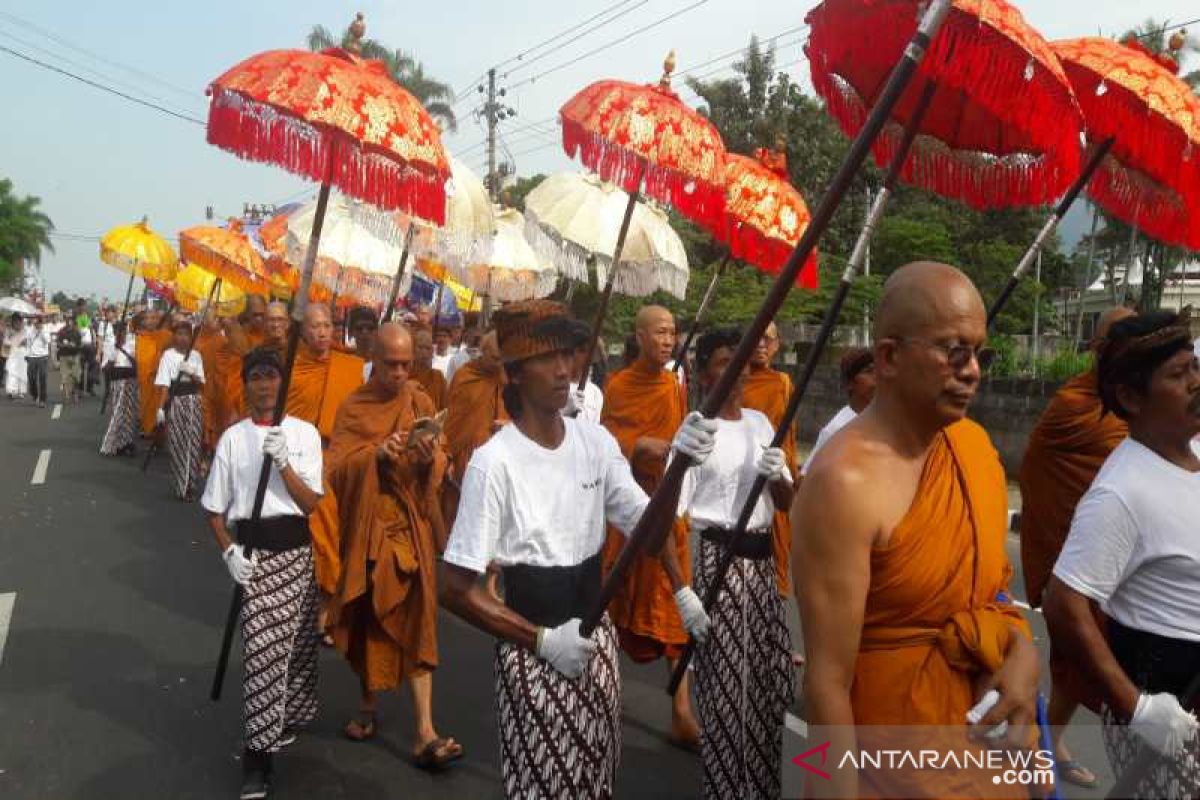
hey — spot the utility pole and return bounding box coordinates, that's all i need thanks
[486,68,497,202]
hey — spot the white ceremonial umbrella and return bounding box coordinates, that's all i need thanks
[0,296,39,316]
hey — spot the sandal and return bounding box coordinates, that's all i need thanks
[344,713,377,742]
[1056,759,1097,788]
[414,737,463,770]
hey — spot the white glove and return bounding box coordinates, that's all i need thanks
[965,689,1009,740]
[222,544,257,586]
[674,586,711,644]
[536,618,597,679]
[156,408,166,425]
[1130,692,1199,758]
[671,411,719,464]
[262,427,289,471]
[756,446,792,485]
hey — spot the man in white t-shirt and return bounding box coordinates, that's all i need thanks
[440,299,715,799]
[564,318,604,422]
[201,347,323,800]
[431,324,455,375]
[801,346,876,476]
[1044,309,1200,798]
[676,328,796,800]
[154,319,207,499]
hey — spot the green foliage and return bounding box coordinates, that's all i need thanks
[0,178,53,290]
[307,24,457,132]
[986,334,1092,381]
[501,174,546,212]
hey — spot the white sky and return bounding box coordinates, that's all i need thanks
[0,0,1195,300]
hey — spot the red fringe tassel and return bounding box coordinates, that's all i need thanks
[727,224,819,289]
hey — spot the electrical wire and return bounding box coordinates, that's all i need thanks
[501,0,649,77]
[674,25,807,79]
[0,44,205,126]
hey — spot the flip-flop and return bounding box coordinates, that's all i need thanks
[343,714,377,742]
[1056,759,1097,788]
[414,737,463,770]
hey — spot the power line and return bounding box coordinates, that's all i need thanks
[0,44,206,126]
[501,0,650,77]
[679,34,807,84]
[507,0,713,91]
[458,118,559,156]
[674,25,807,79]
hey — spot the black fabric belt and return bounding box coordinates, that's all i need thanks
[503,552,601,629]
[58,347,80,357]
[169,380,201,397]
[237,515,310,553]
[1108,618,1200,708]
[701,526,773,561]
[107,366,136,381]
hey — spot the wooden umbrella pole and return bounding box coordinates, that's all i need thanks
[672,252,732,375]
[141,277,224,472]
[580,0,954,638]
[577,165,645,392]
[431,281,447,335]
[665,78,940,694]
[211,168,334,701]
[381,225,416,324]
[329,265,346,312]
[986,136,1116,327]
[118,270,137,328]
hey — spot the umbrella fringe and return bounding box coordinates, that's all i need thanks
[594,258,689,301]
[561,118,726,239]
[808,0,1082,209]
[208,89,449,225]
[523,211,594,284]
[1089,159,1194,248]
[726,227,820,289]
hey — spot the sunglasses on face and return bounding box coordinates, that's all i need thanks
[893,337,996,371]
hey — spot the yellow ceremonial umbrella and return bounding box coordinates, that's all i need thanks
[174,262,246,317]
[99,217,178,321]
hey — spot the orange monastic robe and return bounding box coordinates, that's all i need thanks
[325,381,446,691]
[444,360,508,481]
[1019,369,1126,607]
[194,330,224,450]
[600,360,691,656]
[743,366,797,595]
[135,329,171,436]
[286,344,366,595]
[212,329,266,435]
[852,419,1031,798]
[411,366,447,411]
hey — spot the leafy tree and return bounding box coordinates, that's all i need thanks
[0,178,53,290]
[307,23,457,132]
[501,174,546,212]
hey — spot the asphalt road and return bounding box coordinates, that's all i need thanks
[0,382,1114,799]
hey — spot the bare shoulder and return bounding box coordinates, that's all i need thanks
[803,419,894,497]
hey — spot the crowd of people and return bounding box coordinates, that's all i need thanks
[13,257,1195,799]
[2,298,120,407]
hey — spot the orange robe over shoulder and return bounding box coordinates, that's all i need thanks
[1019,369,1126,607]
[411,365,447,411]
[852,419,1031,799]
[325,381,446,691]
[286,344,366,595]
[444,360,508,480]
[194,331,224,450]
[135,329,171,436]
[743,366,797,595]
[600,359,691,655]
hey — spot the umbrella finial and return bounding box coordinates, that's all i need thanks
[346,12,366,55]
[1168,29,1187,54]
[659,50,677,90]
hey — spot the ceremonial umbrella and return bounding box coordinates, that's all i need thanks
[179,220,271,298]
[559,51,729,386]
[524,171,689,300]
[458,208,557,304]
[203,13,450,700]
[174,262,246,318]
[99,217,178,322]
[0,296,38,316]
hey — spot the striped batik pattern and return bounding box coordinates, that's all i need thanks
[495,615,621,799]
[166,394,204,498]
[99,378,139,455]
[241,545,319,752]
[1102,704,1200,800]
[694,533,795,800]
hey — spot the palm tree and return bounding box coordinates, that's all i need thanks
[307,23,457,132]
[0,179,54,290]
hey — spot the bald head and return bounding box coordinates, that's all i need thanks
[302,303,333,355]
[244,294,267,333]
[371,322,414,396]
[478,330,501,372]
[635,305,676,369]
[875,262,985,341]
[265,301,289,343]
[413,327,434,370]
[752,320,780,368]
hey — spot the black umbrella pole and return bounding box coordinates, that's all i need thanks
[578,173,643,392]
[580,0,954,638]
[987,136,1115,327]
[211,177,332,701]
[382,227,415,324]
[672,252,730,375]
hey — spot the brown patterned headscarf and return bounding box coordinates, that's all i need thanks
[1097,307,1193,418]
[493,300,585,365]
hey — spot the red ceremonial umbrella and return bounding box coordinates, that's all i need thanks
[559,51,729,387]
[204,14,450,701]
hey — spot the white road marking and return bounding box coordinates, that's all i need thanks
[30,449,51,485]
[785,712,808,737]
[0,592,14,667]
[51,403,62,419]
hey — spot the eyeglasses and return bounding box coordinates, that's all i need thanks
[892,337,996,371]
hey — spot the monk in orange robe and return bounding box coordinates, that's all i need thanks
[742,321,798,595]
[1018,306,1133,788]
[411,328,447,411]
[135,309,171,436]
[795,263,1036,798]
[211,295,268,435]
[193,313,224,451]
[443,330,508,482]
[263,300,290,354]
[601,304,700,748]
[325,323,460,767]
[285,303,364,601]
